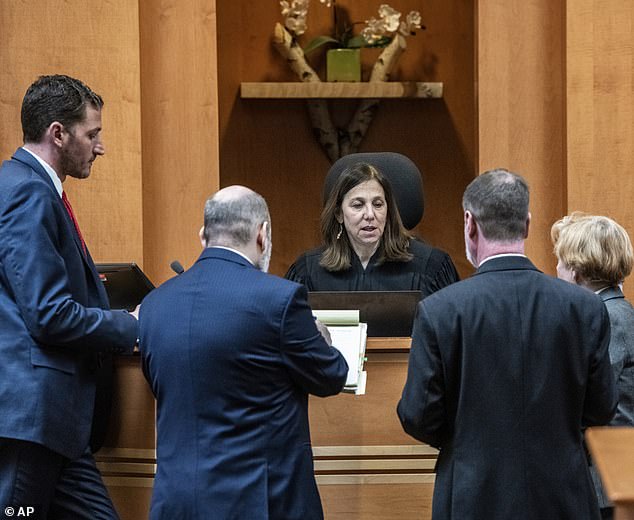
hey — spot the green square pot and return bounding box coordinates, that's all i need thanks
[326,48,361,82]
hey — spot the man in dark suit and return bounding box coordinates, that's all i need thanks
[0,75,139,518]
[140,185,348,519]
[397,169,617,519]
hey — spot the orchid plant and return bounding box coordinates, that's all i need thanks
[279,0,423,55]
[274,1,426,163]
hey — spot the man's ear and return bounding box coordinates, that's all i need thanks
[48,121,65,148]
[198,226,206,248]
[525,212,531,239]
[257,221,268,251]
[465,210,477,239]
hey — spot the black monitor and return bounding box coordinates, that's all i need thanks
[308,290,422,337]
[96,263,155,311]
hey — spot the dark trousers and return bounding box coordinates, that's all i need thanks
[0,438,118,520]
[600,507,614,519]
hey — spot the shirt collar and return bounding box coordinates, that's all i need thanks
[22,146,63,197]
[209,246,254,266]
[596,285,617,295]
[478,253,527,268]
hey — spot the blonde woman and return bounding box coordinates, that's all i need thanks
[552,213,634,519]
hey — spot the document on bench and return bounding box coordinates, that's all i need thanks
[313,310,367,395]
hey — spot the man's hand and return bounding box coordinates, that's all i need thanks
[315,319,332,346]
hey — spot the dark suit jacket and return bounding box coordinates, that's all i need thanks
[590,286,634,508]
[0,148,138,459]
[397,256,617,520]
[140,247,348,520]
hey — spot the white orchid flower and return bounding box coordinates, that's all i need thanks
[398,10,422,36]
[280,0,309,37]
[378,4,401,32]
[279,0,422,47]
[285,15,307,36]
[362,17,387,44]
[280,0,308,18]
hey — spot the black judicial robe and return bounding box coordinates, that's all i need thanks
[285,239,459,295]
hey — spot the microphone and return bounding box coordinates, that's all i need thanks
[170,260,185,275]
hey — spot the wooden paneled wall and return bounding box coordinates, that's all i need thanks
[0,1,219,286]
[476,0,566,274]
[566,0,634,299]
[0,0,144,266]
[566,0,634,215]
[477,0,634,300]
[139,0,220,284]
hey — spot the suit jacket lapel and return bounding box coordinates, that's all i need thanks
[13,148,90,261]
[12,147,58,193]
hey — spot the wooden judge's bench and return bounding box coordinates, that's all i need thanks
[96,338,436,519]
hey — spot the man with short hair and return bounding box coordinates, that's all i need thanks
[0,75,139,518]
[397,169,617,519]
[140,185,348,519]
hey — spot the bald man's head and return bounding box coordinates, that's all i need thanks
[202,185,272,271]
[212,185,257,204]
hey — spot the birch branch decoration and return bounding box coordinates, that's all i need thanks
[274,1,424,163]
[273,22,340,162]
[341,33,407,156]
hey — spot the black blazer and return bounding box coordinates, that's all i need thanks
[398,255,617,520]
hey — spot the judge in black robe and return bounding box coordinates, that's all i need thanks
[285,159,459,295]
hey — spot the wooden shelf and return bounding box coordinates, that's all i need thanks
[240,82,443,99]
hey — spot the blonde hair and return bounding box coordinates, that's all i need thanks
[551,212,634,285]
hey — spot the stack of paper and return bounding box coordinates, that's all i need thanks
[313,310,367,395]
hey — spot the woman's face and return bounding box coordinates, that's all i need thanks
[339,179,388,252]
[556,258,577,284]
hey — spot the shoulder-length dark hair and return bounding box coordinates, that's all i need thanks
[319,162,412,271]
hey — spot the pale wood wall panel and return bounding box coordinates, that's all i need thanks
[0,0,143,265]
[566,0,634,298]
[139,0,220,285]
[477,0,565,274]
[319,483,433,519]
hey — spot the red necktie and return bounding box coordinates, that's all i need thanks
[62,191,87,255]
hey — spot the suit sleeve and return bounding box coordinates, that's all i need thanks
[583,303,618,426]
[279,284,348,397]
[397,301,448,448]
[0,180,138,352]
